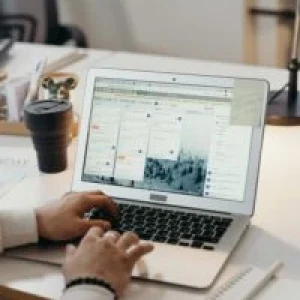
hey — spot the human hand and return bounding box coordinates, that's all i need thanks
[63,227,154,297]
[35,191,118,241]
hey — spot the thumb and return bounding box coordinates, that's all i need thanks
[66,244,77,258]
[79,194,118,217]
[127,242,154,268]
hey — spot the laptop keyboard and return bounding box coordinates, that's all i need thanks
[89,203,233,251]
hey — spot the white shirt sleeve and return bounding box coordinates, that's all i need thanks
[0,209,39,252]
[61,285,114,300]
[0,210,115,300]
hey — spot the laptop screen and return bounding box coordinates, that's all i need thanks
[81,75,266,203]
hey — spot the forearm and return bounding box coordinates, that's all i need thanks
[61,285,114,300]
[0,209,38,253]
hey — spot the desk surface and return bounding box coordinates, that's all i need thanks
[1,43,300,299]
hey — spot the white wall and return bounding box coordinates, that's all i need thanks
[3,0,293,66]
[58,0,244,63]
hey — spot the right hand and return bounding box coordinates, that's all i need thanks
[63,227,154,297]
[35,191,118,241]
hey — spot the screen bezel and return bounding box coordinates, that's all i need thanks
[72,68,269,216]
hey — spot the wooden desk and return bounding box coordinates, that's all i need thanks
[1,44,300,299]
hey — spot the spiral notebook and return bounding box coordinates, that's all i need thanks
[205,263,300,300]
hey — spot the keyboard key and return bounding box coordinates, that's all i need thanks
[202,224,216,231]
[194,235,219,244]
[156,230,169,237]
[191,241,203,248]
[181,233,193,240]
[112,203,230,247]
[145,221,156,227]
[153,235,167,243]
[156,224,167,230]
[139,233,153,240]
[202,229,215,237]
[221,217,233,223]
[203,245,214,251]
[215,220,232,227]
[178,241,190,247]
[166,238,178,244]
[157,219,168,225]
[169,232,180,239]
[133,227,144,234]
[204,236,220,244]
[120,225,132,232]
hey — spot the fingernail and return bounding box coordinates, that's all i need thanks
[104,222,111,230]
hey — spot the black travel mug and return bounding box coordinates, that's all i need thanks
[24,100,73,173]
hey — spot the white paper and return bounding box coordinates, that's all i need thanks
[0,147,37,199]
[6,77,30,122]
[255,277,300,300]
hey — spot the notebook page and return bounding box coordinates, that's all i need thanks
[255,277,300,300]
[0,147,36,199]
[206,264,300,300]
[206,266,267,300]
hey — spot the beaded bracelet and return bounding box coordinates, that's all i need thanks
[65,277,117,299]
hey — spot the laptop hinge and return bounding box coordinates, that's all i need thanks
[115,198,240,216]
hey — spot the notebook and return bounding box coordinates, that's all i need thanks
[205,263,300,300]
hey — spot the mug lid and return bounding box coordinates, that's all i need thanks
[24,100,73,131]
[24,100,72,115]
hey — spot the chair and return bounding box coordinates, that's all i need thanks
[0,14,37,42]
[0,0,88,47]
[44,0,88,47]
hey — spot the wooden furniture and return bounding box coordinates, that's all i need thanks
[244,0,296,67]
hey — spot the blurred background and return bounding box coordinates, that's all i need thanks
[0,0,298,67]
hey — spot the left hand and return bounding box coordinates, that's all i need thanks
[35,191,118,241]
[63,228,154,297]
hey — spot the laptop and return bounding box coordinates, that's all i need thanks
[7,68,269,289]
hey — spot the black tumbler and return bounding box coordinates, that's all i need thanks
[24,100,73,173]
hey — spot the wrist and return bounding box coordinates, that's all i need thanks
[65,277,117,299]
[34,207,48,239]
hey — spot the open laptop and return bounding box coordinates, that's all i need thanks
[7,68,269,289]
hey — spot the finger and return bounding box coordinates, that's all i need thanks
[103,230,121,243]
[80,194,118,217]
[81,226,104,243]
[89,219,111,230]
[63,191,73,196]
[127,242,154,266]
[83,190,105,196]
[117,232,139,250]
[66,244,76,258]
[80,219,111,235]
